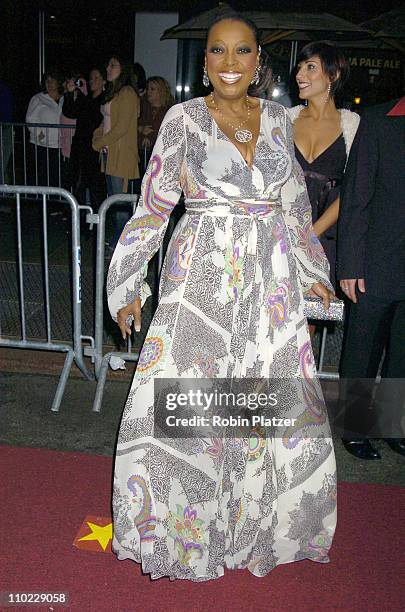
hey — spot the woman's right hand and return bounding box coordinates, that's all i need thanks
[117,298,142,339]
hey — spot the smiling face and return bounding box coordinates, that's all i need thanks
[296,55,331,102]
[106,58,121,83]
[205,19,259,100]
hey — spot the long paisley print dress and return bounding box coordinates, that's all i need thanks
[107,97,337,581]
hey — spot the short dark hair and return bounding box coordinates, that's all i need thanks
[41,68,64,95]
[296,42,350,97]
[205,12,265,95]
[90,65,107,81]
[133,63,146,92]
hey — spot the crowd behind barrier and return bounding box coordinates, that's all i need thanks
[0,120,151,197]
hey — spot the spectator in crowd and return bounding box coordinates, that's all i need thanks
[60,72,87,164]
[337,95,405,459]
[92,55,140,247]
[0,78,13,183]
[138,76,174,174]
[63,66,106,210]
[26,69,64,186]
[133,62,146,97]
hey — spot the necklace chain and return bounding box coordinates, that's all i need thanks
[210,92,253,143]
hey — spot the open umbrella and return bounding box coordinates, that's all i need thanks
[161,4,371,71]
[161,4,371,43]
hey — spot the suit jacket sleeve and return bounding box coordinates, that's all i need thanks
[337,110,378,280]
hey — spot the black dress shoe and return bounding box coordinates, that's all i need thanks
[385,438,405,457]
[342,439,381,460]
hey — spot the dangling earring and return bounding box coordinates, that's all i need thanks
[325,82,331,103]
[304,99,308,107]
[251,65,261,85]
[203,66,210,88]
[250,44,262,85]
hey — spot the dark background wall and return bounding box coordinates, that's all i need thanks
[1,0,403,120]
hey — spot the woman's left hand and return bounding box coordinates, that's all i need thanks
[305,282,334,312]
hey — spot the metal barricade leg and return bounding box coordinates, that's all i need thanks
[317,324,340,381]
[92,350,139,413]
[51,349,75,412]
[318,325,328,372]
[92,352,111,413]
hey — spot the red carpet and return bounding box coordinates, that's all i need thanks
[1,446,403,612]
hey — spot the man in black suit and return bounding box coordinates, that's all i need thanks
[337,97,405,460]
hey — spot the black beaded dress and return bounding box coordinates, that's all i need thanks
[294,134,346,290]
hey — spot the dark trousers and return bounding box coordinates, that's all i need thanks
[339,292,405,438]
[68,149,106,211]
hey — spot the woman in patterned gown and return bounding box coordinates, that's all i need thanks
[107,13,337,581]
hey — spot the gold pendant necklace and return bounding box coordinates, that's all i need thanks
[210,92,253,143]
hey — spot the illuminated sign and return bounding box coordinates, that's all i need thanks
[349,57,401,70]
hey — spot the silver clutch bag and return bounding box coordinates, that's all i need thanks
[304,296,344,321]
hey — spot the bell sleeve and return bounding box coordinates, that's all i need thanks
[107,103,186,321]
[281,108,334,293]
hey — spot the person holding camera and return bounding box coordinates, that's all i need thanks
[60,72,87,164]
[63,67,107,209]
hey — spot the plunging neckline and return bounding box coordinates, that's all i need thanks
[295,133,343,165]
[202,96,263,170]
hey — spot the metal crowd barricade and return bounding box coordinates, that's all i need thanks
[0,122,74,189]
[88,194,140,413]
[0,185,93,411]
[317,326,339,380]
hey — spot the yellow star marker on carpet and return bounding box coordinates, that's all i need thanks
[78,521,113,551]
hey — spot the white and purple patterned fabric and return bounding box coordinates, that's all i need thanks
[107,97,337,581]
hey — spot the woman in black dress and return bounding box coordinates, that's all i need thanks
[288,42,359,294]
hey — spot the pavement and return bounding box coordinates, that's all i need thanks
[1,349,404,486]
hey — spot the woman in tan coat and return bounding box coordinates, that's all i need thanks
[93,56,139,246]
